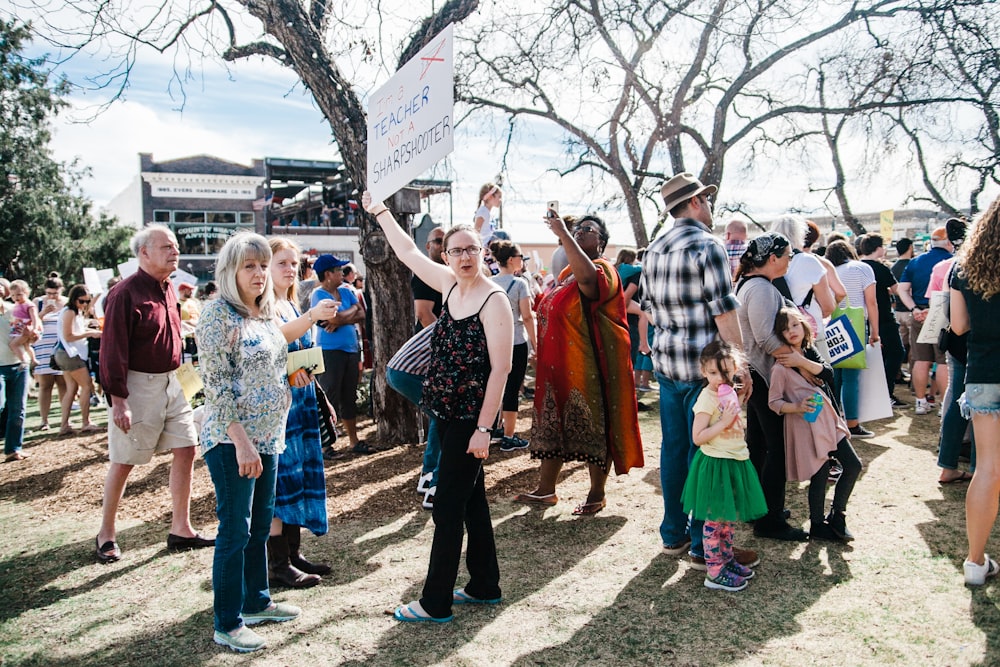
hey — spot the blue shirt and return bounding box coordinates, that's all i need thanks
[900,247,952,308]
[312,285,359,353]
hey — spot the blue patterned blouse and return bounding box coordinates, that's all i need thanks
[196,298,290,455]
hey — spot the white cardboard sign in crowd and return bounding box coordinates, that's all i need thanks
[366,23,455,203]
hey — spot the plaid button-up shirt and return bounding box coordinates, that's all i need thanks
[640,218,740,383]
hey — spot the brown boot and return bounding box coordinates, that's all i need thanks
[267,534,320,588]
[284,523,332,576]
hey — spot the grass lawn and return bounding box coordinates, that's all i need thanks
[1,385,998,665]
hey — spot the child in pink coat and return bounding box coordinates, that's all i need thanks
[768,308,862,542]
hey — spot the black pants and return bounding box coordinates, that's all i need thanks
[419,420,501,618]
[501,342,529,413]
[808,437,863,523]
[746,367,787,523]
[880,318,905,397]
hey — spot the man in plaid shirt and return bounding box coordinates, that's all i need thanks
[640,173,748,570]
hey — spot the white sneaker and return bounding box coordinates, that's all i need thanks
[964,555,999,586]
[915,399,930,415]
[416,472,433,495]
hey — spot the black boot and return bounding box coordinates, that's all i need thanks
[826,510,855,542]
[284,523,332,576]
[267,534,320,588]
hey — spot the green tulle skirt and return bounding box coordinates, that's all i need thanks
[681,450,767,523]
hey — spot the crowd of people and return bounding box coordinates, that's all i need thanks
[1,174,999,651]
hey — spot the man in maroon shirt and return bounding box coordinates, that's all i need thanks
[94,225,213,563]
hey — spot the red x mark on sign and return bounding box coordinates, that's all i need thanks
[419,37,447,80]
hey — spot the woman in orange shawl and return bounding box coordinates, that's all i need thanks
[514,211,643,515]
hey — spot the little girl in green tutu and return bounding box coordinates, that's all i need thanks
[681,340,767,592]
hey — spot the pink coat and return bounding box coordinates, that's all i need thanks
[768,364,850,482]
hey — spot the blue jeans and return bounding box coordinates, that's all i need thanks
[938,354,975,472]
[386,367,441,486]
[656,373,704,557]
[204,445,278,633]
[0,363,28,456]
[834,367,861,421]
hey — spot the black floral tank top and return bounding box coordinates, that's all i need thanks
[422,286,503,421]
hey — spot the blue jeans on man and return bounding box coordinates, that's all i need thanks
[1,363,28,456]
[204,445,278,633]
[656,372,704,558]
[386,367,441,487]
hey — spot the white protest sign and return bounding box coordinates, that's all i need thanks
[82,267,104,295]
[367,23,454,203]
[117,258,139,279]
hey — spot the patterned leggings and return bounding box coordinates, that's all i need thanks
[703,521,734,578]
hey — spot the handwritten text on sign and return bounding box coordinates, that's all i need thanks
[366,23,455,203]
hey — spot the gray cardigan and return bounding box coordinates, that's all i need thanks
[736,275,787,383]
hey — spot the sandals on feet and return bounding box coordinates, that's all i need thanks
[352,441,377,455]
[4,451,27,462]
[393,602,452,623]
[453,588,502,605]
[939,471,973,485]
[572,498,607,516]
[80,423,103,433]
[513,492,558,506]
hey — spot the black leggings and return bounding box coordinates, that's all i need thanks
[501,342,529,413]
[807,436,863,523]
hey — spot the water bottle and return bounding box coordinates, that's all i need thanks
[717,384,740,411]
[803,392,823,423]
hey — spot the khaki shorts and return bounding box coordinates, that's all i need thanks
[907,314,946,365]
[896,311,912,350]
[108,370,197,465]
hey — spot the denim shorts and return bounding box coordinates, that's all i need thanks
[960,383,1000,419]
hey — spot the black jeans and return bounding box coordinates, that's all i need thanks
[419,419,501,618]
[746,367,787,523]
[807,437,863,523]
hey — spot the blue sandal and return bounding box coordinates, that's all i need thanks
[393,602,453,623]
[453,588,502,605]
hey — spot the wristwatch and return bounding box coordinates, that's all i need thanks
[476,425,491,434]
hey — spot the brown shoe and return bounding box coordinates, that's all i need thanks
[268,535,320,588]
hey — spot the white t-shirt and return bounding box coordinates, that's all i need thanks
[785,252,827,330]
[474,204,495,246]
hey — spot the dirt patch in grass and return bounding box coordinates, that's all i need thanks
[1,388,999,666]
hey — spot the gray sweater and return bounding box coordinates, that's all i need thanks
[736,275,787,383]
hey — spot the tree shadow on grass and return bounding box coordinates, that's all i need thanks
[334,510,628,667]
[918,495,1000,667]
[509,536,852,666]
[0,522,175,625]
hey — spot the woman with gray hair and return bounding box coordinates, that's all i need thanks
[770,215,838,354]
[196,232,301,653]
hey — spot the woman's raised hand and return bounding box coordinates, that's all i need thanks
[543,209,568,238]
[362,191,387,215]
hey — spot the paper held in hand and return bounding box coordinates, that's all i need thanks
[287,347,325,376]
[175,362,203,402]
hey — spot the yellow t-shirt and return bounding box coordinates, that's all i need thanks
[692,387,749,461]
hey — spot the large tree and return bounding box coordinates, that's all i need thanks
[20,0,479,443]
[0,19,131,290]
[457,0,986,244]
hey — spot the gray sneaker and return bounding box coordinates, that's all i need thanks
[213,626,267,653]
[242,602,301,626]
